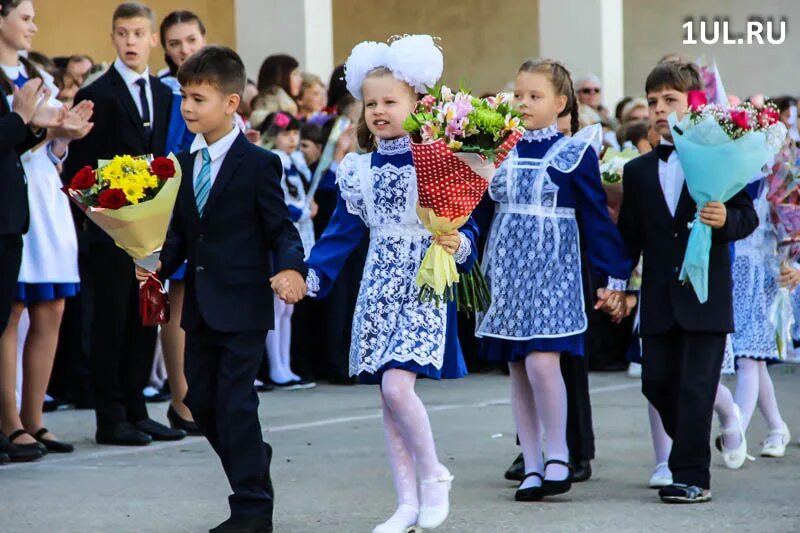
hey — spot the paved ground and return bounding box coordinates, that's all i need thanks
[3,368,800,533]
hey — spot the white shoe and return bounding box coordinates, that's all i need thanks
[648,463,673,488]
[627,362,642,379]
[761,424,791,458]
[372,504,421,533]
[716,405,748,469]
[417,471,453,529]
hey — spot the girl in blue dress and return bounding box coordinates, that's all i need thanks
[476,59,631,502]
[301,36,477,533]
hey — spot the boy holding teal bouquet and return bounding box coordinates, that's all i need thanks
[617,60,758,504]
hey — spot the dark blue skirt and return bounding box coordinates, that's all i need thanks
[15,282,80,305]
[480,332,585,363]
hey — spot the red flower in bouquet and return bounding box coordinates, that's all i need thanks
[97,188,128,209]
[730,109,751,131]
[687,90,707,112]
[757,106,780,127]
[68,166,97,190]
[150,156,177,179]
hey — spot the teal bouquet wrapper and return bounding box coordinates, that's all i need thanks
[669,112,772,303]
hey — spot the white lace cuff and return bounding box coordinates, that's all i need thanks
[454,233,472,265]
[306,269,320,297]
[606,277,627,292]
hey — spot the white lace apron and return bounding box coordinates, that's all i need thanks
[476,136,590,340]
[339,153,447,376]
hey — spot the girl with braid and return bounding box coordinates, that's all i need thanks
[476,58,631,502]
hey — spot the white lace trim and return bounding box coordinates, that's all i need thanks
[377,136,411,156]
[606,277,628,292]
[306,269,320,297]
[523,123,559,142]
[454,232,472,265]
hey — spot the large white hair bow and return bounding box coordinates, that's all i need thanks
[344,35,443,100]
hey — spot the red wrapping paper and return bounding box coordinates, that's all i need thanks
[140,274,170,326]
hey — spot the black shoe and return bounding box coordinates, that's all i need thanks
[0,451,8,464]
[135,418,187,441]
[505,453,525,482]
[7,430,45,462]
[514,472,545,502]
[658,483,712,504]
[167,406,202,436]
[210,514,273,533]
[571,459,592,483]
[541,459,573,496]
[33,428,74,453]
[96,422,152,446]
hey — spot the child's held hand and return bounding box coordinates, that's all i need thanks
[699,201,727,229]
[779,265,800,289]
[595,288,627,323]
[270,269,307,304]
[433,231,461,256]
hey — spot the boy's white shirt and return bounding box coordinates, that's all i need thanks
[113,57,154,125]
[189,124,239,189]
[658,137,685,217]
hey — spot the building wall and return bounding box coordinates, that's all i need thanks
[32,0,236,72]
[623,0,798,99]
[332,0,540,95]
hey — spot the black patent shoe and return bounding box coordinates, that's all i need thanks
[96,422,152,446]
[135,418,186,441]
[541,459,573,496]
[7,430,44,462]
[505,453,525,482]
[33,428,74,453]
[167,405,202,436]
[658,483,712,504]
[514,472,545,502]
[210,514,273,533]
[571,459,592,483]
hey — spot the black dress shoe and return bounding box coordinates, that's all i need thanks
[167,406,202,436]
[0,451,8,464]
[541,459,573,496]
[33,428,75,453]
[571,459,592,483]
[210,514,273,533]
[658,483,712,504]
[96,422,152,446]
[7,430,45,462]
[505,453,525,482]
[514,472,545,502]
[135,418,186,441]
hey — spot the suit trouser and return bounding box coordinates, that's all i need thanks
[641,327,726,489]
[88,242,157,428]
[184,318,273,516]
[562,353,595,462]
[0,234,22,334]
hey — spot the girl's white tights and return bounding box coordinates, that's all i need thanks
[735,357,786,445]
[266,295,300,384]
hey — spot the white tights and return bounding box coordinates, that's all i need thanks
[734,357,785,444]
[265,295,300,384]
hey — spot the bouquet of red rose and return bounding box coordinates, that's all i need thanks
[403,85,524,311]
[64,154,182,325]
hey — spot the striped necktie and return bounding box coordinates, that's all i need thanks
[194,148,212,216]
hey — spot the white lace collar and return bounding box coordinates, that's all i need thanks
[377,136,411,156]
[523,123,560,142]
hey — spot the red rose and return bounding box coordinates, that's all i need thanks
[150,157,176,179]
[757,107,780,127]
[68,166,97,190]
[687,90,707,112]
[97,188,128,209]
[730,109,751,130]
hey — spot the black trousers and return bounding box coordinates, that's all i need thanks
[184,319,273,516]
[562,353,595,462]
[88,242,157,428]
[0,234,22,334]
[641,327,726,489]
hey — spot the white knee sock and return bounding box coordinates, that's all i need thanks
[280,304,300,382]
[509,361,543,490]
[756,363,786,442]
[648,402,672,470]
[378,395,419,528]
[714,382,742,448]
[734,358,761,431]
[267,296,293,384]
[525,352,569,481]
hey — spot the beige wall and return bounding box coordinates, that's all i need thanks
[32,0,236,72]
[332,0,539,95]
[623,0,798,99]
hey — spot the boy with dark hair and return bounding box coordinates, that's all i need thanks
[617,60,758,503]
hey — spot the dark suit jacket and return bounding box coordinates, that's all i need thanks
[63,66,172,242]
[617,150,758,336]
[0,89,46,235]
[159,132,307,333]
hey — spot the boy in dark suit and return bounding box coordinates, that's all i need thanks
[64,2,184,446]
[617,60,758,503]
[137,46,306,533]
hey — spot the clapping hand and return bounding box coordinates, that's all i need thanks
[53,100,95,140]
[595,288,627,323]
[270,270,307,304]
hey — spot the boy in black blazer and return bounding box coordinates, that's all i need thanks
[63,3,183,446]
[138,46,306,533]
[617,61,758,503]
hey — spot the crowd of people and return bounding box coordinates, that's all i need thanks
[2,1,800,532]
